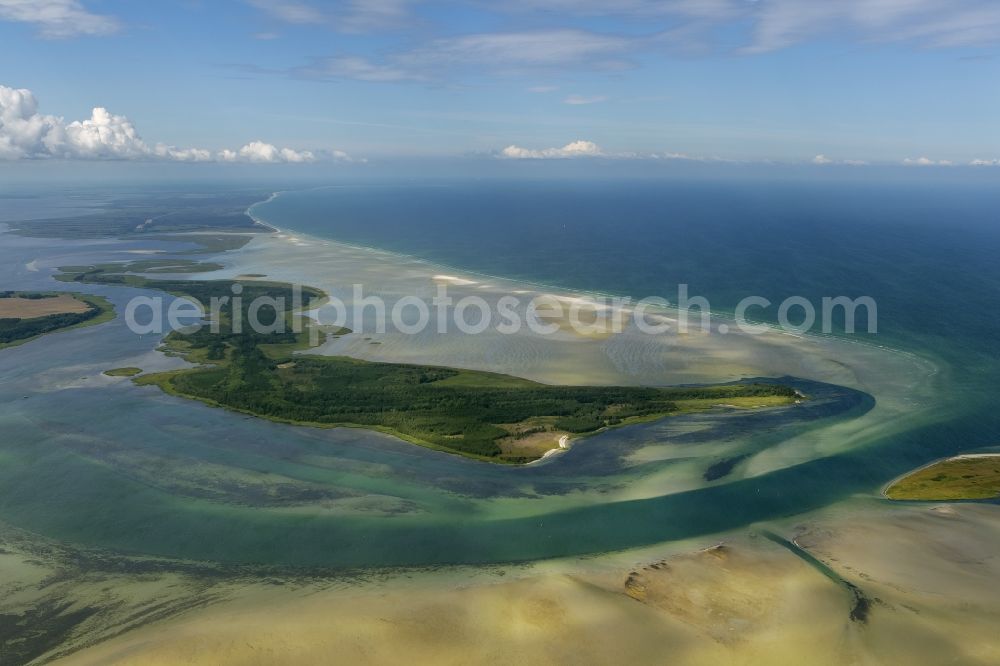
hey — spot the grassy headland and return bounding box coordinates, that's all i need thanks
[59,266,799,463]
[885,455,1000,500]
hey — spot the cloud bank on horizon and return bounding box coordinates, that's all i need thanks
[499,140,998,167]
[2,82,993,167]
[0,85,340,163]
[499,141,708,162]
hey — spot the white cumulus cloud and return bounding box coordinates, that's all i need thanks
[61,107,149,159]
[500,140,604,159]
[0,84,338,163]
[0,0,119,38]
[218,141,316,163]
[499,144,856,163]
[153,144,214,162]
[498,142,744,161]
[0,85,61,159]
[970,158,1000,166]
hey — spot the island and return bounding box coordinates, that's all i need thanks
[104,367,143,377]
[0,291,114,349]
[885,454,1000,500]
[59,265,800,463]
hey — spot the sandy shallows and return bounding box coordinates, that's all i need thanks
[52,503,1000,666]
[0,294,91,319]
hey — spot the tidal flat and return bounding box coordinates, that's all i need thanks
[42,503,1000,666]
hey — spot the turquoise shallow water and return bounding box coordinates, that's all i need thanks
[1,177,999,569]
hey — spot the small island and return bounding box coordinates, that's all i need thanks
[885,454,1000,501]
[0,291,114,349]
[104,367,143,377]
[60,266,800,463]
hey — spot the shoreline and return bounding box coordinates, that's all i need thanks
[245,187,931,366]
[881,452,1000,497]
[882,453,1000,500]
[153,209,943,482]
[219,221,939,381]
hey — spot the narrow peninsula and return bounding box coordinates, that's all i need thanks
[886,455,1000,501]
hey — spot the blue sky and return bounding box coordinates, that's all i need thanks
[1,0,999,167]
